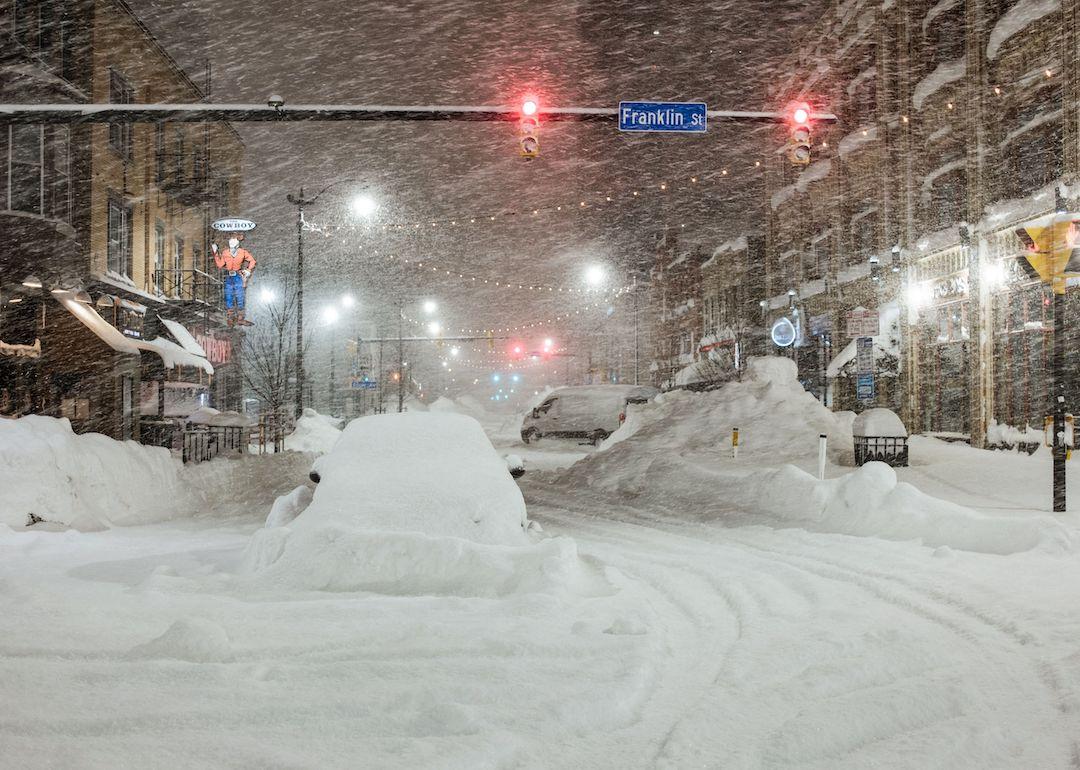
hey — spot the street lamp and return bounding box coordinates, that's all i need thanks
[259,287,276,303]
[585,264,606,288]
[286,180,375,419]
[423,299,438,315]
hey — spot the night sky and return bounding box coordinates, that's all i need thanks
[134,0,820,360]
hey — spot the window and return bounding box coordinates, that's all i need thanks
[173,237,184,297]
[49,126,71,222]
[9,125,43,214]
[850,211,877,263]
[928,168,966,229]
[107,195,132,277]
[173,127,186,181]
[154,222,166,293]
[155,124,166,183]
[108,70,134,158]
[217,179,229,216]
[13,0,41,51]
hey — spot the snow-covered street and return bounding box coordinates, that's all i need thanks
[5,438,1080,766]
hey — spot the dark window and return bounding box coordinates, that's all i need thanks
[927,169,966,229]
[173,237,185,296]
[154,222,166,293]
[173,127,186,181]
[108,70,134,158]
[13,0,41,51]
[9,124,43,214]
[49,126,71,221]
[107,195,133,277]
[155,124,166,183]
[850,213,876,263]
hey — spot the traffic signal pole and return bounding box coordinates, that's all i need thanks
[0,103,838,125]
[1054,287,1067,513]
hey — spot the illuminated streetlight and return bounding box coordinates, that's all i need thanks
[585,264,606,287]
[259,287,276,303]
[423,299,438,315]
[351,195,378,218]
[427,321,442,336]
[340,293,356,308]
[450,346,460,357]
[322,306,339,325]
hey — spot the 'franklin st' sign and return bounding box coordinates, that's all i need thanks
[618,101,707,133]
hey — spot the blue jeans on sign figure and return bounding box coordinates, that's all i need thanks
[223,273,245,309]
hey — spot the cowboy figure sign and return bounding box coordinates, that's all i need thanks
[211,218,257,327]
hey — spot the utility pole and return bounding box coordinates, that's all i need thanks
[397,298,405,413]
[633,277,640,385]
[328,325,336,416]
[1053,191,1068,513]
[287,188,307,418]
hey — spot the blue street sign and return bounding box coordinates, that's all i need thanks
[618,101,707,133]
[856,373,875,401]
[350,378,378,390]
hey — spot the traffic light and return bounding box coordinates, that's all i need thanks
[1015,214,1080,293]
[786,102,812,166]
[519,97,540,159]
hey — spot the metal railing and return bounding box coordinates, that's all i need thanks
[154,268,224,309]
[181,425,246,463]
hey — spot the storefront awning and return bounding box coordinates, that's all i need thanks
[826,338,897,378]
[56,293,212,374]
[160,318,207,358]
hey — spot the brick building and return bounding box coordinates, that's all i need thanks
[761,0,1080,446]
[0,0,244,440]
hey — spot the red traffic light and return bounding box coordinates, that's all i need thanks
[792,106,809,125]
[521,98,538,116]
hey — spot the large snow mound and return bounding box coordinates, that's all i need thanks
[0,415,189,530]
[283,408,342,454]
[559,357,1069,554]
[246,412,602,596]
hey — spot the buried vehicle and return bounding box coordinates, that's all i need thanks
[521,384,660,446]
[305,412,529,543]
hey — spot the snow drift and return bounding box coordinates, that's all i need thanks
[283,408,343,454]
[0,415,189,530]
[246,412,602,596]
[0,414,314,530]
[559,357,1069,554]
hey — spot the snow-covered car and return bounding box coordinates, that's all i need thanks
[520,385,660,446]
[304,412,528,542]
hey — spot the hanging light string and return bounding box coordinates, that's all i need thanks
[302,172,719,238]
[400,297,616,336]
[371,249,633,296]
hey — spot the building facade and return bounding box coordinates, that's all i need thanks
[760,0,1080,446]
[0,0,244,441]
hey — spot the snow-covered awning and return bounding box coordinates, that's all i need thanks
[56,293,213,374]
[826,339,896,378]
[160,318,208,358]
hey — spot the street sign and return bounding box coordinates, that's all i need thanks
[809,314,832,336]
[846,309,879,337]
[856,336,874,374]
[618,101,707,133]
[350,378,378,390]
[856,373,875,401]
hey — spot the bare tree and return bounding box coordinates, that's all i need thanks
[241,283,299,421]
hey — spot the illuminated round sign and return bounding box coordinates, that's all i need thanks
[771,316,797,347]
[211,217,257,232]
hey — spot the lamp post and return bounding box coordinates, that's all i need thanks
[286,182,376,419]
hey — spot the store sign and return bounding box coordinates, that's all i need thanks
[856,373,875,401]
[771,317,797,347]
[196,333,232,364]
[211,217,257,232]
[930,274,968,302]
[846,309,879,337]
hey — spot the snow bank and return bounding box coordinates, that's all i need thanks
[558,357,1068,554]
[0,415,189,529]
[246,412,599,596]
[283,408,342,454]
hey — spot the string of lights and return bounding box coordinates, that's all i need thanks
[302,170,723,238]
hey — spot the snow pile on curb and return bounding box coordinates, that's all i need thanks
[559,357,1069,554]
[0,415,189,530]
[283,408,342,454]
[246,412,602,596]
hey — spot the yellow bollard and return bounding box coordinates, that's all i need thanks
[732,427,739,459]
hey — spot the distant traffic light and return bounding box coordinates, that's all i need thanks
[786,102,812,166]
[519,96,540,159]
